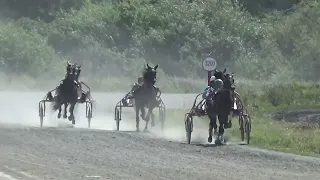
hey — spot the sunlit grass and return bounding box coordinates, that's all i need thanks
[154,108,320,156]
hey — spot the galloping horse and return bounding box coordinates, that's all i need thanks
[207,69,235,144]
[51,61,80,124]
[132,64,160,132]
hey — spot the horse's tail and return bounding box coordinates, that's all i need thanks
[52,101,61,111]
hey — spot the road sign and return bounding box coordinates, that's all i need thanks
[202,57,217,71]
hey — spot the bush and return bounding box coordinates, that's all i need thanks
[0,20,63,78]
[0,0,320,93]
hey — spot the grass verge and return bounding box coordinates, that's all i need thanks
[157,108,320,157]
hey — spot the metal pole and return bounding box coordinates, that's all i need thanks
[207,71,212,86]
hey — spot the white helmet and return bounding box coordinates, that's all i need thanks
[209,75,216,82]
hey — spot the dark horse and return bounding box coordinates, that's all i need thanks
[132,64,159,132]
[51,61,81,124]
[207,69,235,144]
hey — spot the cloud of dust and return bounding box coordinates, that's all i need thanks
[0,91,212,144]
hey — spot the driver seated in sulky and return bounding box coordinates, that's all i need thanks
[201,76,224,110]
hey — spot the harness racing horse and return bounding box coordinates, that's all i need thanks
[51,61,81,124]
[207,69,235,145]
[132,64,160,132]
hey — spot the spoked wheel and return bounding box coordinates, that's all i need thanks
[87,107,92,128]
[86,102,93,128]
[239,115,251,144]
[39,105,44,127]
[239,115,245,142]
[87,109,91,128]
[115,108,121,131]
[159,106,166,130]
[244,115,251,144]
[38,101,45,127]
[185,114,193,144]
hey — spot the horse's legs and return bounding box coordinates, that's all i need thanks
[63,103,68,119]
[57,105,62,119]
[135,106,140,132]
[68,103,76,124]
[144,108,153,131]
[217,114,228,142]
[208,114,217,143]
[140,107,146,120]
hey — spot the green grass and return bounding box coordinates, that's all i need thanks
[159,108,320,157]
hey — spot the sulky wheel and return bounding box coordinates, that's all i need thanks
[115,108,121,131]
[86,102,93,128]
[244,115,251,144]
[159,107,165,130]
[185,115,193,144]
[39,104,44,127]
[87,108,92,128]
[239,115,245,142]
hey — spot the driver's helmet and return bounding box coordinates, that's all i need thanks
[209,75,216,83]
[212,79,224,90]
[209,75,216,87]
[137,77,144,85]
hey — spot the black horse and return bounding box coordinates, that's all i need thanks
[51,61,80,124]
[132,64,160,132]
[207,69,235,144]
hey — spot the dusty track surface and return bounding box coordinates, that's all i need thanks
[0,92,319,180]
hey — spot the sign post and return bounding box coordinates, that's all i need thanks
[202,57,217,85]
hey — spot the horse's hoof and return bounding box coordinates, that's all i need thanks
[214,139,221,145]
[68,116,74,121]
[151,121,155,127]
[57,114,61,119]
[72,120,75,125]
[63,114,68,119]
[143,129,148,133]
[208,135,212,143]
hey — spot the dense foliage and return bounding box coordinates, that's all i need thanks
[0,0,319,90]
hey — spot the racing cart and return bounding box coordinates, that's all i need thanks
[38,82,94,128]
[184,91,251,144]
[114,89,166,131]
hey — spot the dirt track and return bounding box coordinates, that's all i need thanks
[0,92,319,180]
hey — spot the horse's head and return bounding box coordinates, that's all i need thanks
[64,61,79,81]
[143,63,158,85]
[66,61,73,75]
[224,73,235,90]
[214,68,235,90]
[213,69,226,82]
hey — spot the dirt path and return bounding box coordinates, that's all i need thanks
[0,92,318,180]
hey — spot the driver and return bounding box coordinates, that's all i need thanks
[200,76,223,110]
[131,77,144,93]
[202,76,215,99]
